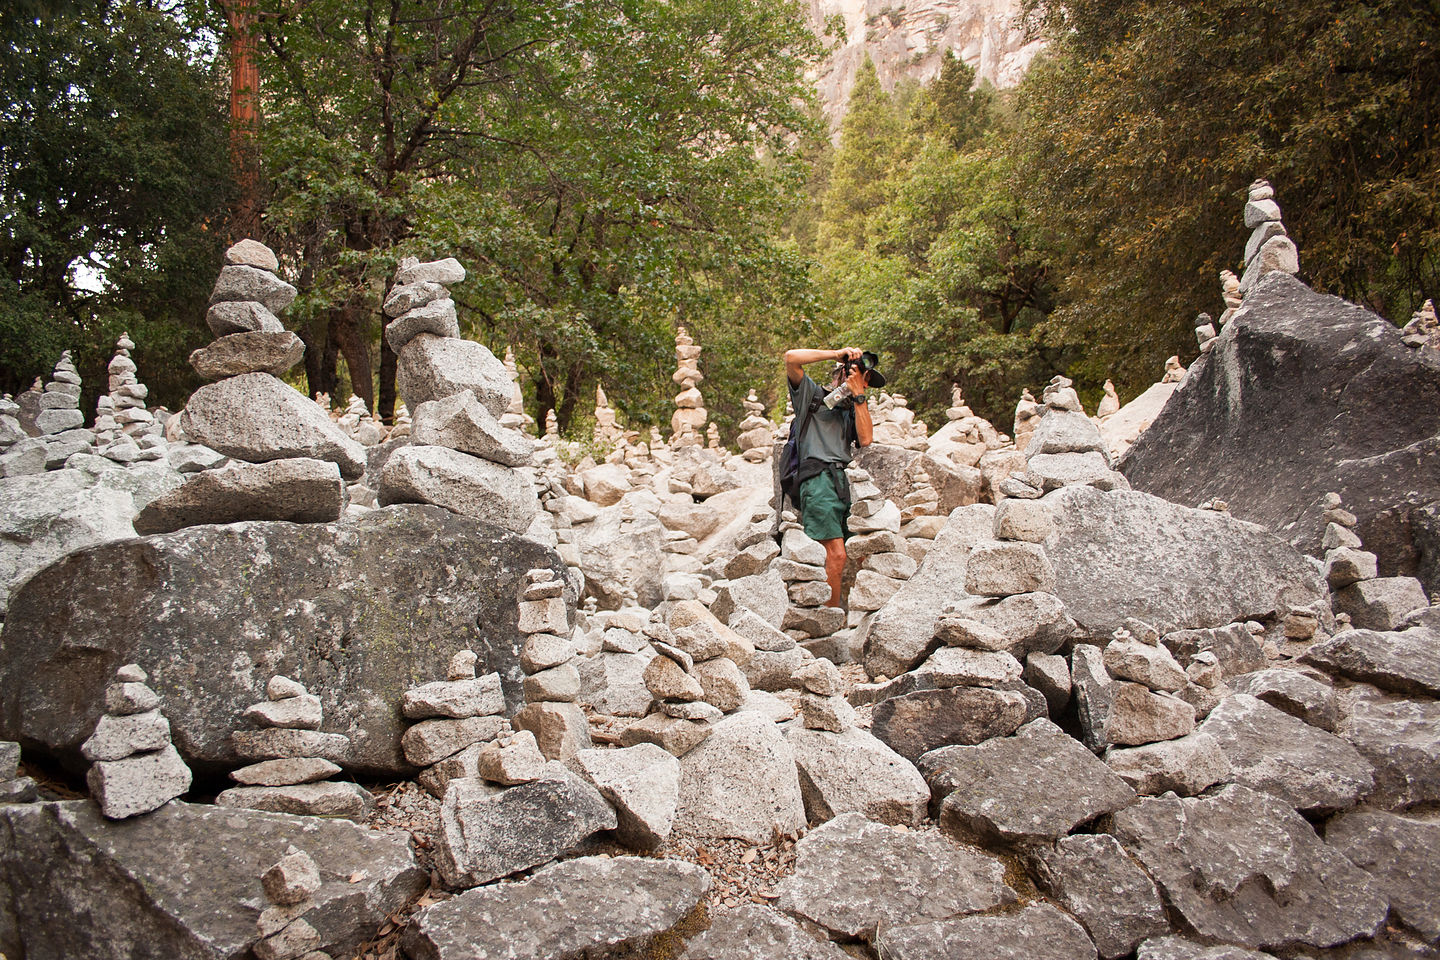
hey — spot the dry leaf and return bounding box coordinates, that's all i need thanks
[349,870,370,883]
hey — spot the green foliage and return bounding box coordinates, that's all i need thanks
[0,1,230,407]
[1015,0,1440,399]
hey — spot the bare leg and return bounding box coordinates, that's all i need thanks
[821,537,846,608]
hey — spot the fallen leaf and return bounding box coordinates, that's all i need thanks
[349,870,370,883]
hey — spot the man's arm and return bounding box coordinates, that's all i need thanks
[784,347,861,386]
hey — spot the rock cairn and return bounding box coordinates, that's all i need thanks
[378,256,539,534]
[670,327,706,448]
[512,569,592,760]
[776,515,844,644]
[593,385,623,451]
[947,383,972,420]
[1219,269,1242,325]
[735,389,774,462]
[390,400,412,438]
[900,467,940,528]
[400,650,510,799]
[1097,379,1121,419]
[0,394,22,455]
[500,347,535,434]
[1194,312,1219,353]
[1239,179,1299,295]
[2,351,98,472]
[254,847,331,960]
[94,334,167,466]
[338,394,383,445]
[1161,356,1186,383]
[1012,389,1040,451]
[83,664,192,819]
[869,393,927,450]
[1402,299,1439,351]
[794,657,857,732]
[1003,375,1127,496]
[35,350,85,436]
[219,676,371,821]
[705,422,722,453]
[1320,493,1430,632]
[847,468,907,632]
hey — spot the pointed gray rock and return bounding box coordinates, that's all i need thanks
[210,265,297,315]
[205,300,284,337]
[412,392,535,466]
[396,333,510,418]
[87,744,192,819]
[567,743,680,849]
[384,298,460,353]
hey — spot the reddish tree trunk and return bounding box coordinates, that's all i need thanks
[223,0,261,241]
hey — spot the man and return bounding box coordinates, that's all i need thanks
[783,345,880,608]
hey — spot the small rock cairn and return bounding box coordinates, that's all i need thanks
[1001,375,1126,498]
[94,338,167,466]
[512,569,592,760]
[1161,356,1187,383]
[35,350,86,436]
[868,393,927,450]
[1316,492,1428,631]
[0,393,23,454]
[1012,388,1040,451]
[1096,379,1121,419]
[1321,493,1375,598]
[1402,299,1439,351]
[670,327,706,448]
[847,468,907,632]
[592,385,623,451]
[83,664,192,819]
[900,467,940,531]
[794,657,857,732]
[1195,311,1219,353]
[220,676,370,821]
[735,389,774,463]
[1,352,98,473]
[1238,179,1300,296]
[389,400,412,438]
[776,516,845,643]
[254,846,330,960]
[500,347,535,434]
[400,650,510,799]
[1219,269,1243,326]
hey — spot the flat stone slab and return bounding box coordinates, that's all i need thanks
[1302,626,1440,697]
[921,719,1136,845]
[1028,834,1168,959]
[785,724,929,827]
[0,800,424,960]
[1338,684,1440,809]
[1197,694,1373,813]
[870,686,1029,763]
[679,903,851,959]
[1110,784,1388,951]
[1136,939,1278,960]
[190,331,305,379]
[133,458,342,535]
[874,903,1098,960]
[378,444,538,534]
[214,780,374,821]
[1228,668,1338,731]
[775,812,1016,940]
[405,855,708,960]
[1103,732,1231,797]
[673,711,804,842]
[1325,808,1440,942]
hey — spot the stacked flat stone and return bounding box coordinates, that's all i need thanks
[34,350,85,436]
[83,664,192,819]
[1401,299,1439,351]
[1012,389,1040,451]
[378,257,539,534]
[622,625,719,758]
[254,847,332,960]
[0,394,23,453]
[1162,356,1186,383]
[670,327,706,448]
[1239,179,1300,296]
[1096,379,1121,418]
[1218,269,1243,325]
[512,569,592,760]
[107,333,158,438]
[895,395,930,450]
[218,676,371,821]
[592,384,623,450]
[339,394,383,445]
[1321,492,1430,631]
[389,401,412,438]
[794,656,857,733]
[705,422,722,452]
[500,347,535,434]
[1014,375,1128,495]
[0,741,37,803]
[400,650,510,799]
[776,518,844,642]
[947,383,973,421]
[735,389,774,462]
[1194,311,1219,353]
[900,468,939,525]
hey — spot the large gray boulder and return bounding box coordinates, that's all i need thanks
[1197,694,1373,814]
[0,800,425,960]
[922,719,1136,844]
[862,504,996,679]
[1110,784,1388,951]
[133,458,343,534]
[0,505,569,776]
[396,333,511,417]
[1325,808,1440,943]
[403,856,708,960]
[1028,834,1168,959]
[673,711,805,842]
[775,813,1015,941]
[378,444,538,534]
[1337,683,1440,809]
[785,724,929,827]
[1302,626,1440,698]
[1119,273,1440,593]
[180,373,367,480]
[874,903,1098,960]
[870,686,1028,763]
[1044,485,1326,636]
[571,492,668,608]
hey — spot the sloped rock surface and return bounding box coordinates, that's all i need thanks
[0,505,568,775]
[1044,485,1326,636]
[1119,273,1440,592]
[1302,626,1440,697]
[775,812,1015,940]
[1325,808,1440,942]
[1110,785,1388,950]
[679,903,850,960]
[785,724,929,827]
[874,903,1097,960]
[404,856,708,960]
[396,333,511,417]
[0,800,424,960]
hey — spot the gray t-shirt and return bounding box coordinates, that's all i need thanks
[790,373,856,465]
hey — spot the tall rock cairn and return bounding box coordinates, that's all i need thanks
[94,334,166,465]
[255,847,331,960]
[1238,179,1300,295]
[222,676,372,821]
[1218,269,1243,326]
[379,256,539,534]
[846,468,906,633]
[1012,388,1040,452]
[670,327,707,448]
[400,650,510,799]
[83,664,192,819]
[735,389,774,463]
[500,346,536,434]
[592,385,623,450]
[776,519,845,643]
[512,568,592,760]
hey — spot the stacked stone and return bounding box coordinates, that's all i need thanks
[218,676,371,821]
[34,350,85,436]
[0,741,37,803]
[894,395,930,450]
[0,394,23,453]
[107,333,158,439]
[378,257,539,535]
[794,654,857,733]
[83,664,192,820]
[1218,269,1243,325]
[1321,492,1430,631]
[592,385,623,450]
[947,383,972,421]
[776,518,844,642]
[399,651,510,799]
[1401,299,1439,351]
[1161,356,1186,383]
[1238,179,1300,295]
[1012,389,1040,451]
[670,327,706,448]
[845,469,908,632]
[624,627,726,757]
[705,422,722,453]
[500,347,535,434]
[1014,375,1128,495]
[1096,380,1121,419]
[339,394,383,445]
[735,390,774,463]
[390,401,412,438]
[512,569,592,760]
[254,847,332,960]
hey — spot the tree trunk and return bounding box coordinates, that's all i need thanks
[332,301,375,412]
[222,0,261,241]
[378,336,397,422]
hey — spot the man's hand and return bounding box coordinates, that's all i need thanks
[845,365,868,396]
[838,347,863,362]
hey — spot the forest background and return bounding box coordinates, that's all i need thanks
[2,0,1436,440]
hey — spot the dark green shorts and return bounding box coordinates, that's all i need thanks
[798,471,850,543]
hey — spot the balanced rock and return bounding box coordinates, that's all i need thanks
[133,458,342,535]
[378,444,538,534]
[396,333,510,418]
[190,331,305,379]
[567,743,681,849]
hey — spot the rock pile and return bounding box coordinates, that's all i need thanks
[35,350,86,436]
[219,675,372,820]
[1239,178,1300,295]
[1322,493,1429,631]
[735,389,774,462]
[1,352,97,474]
[775,518,845,645]
[94,333,162,459]
[83,664,192,819]
[399,650,511,798]
[869,392,927,450]
[671,326,707,448]
[1402,298,1439,350]
[1012,388,1040,450]
[512,568,592,759]
[1013,374,1128,495]
[499,346,535,433]
[378,256,538,534]
[254,847,331,960]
